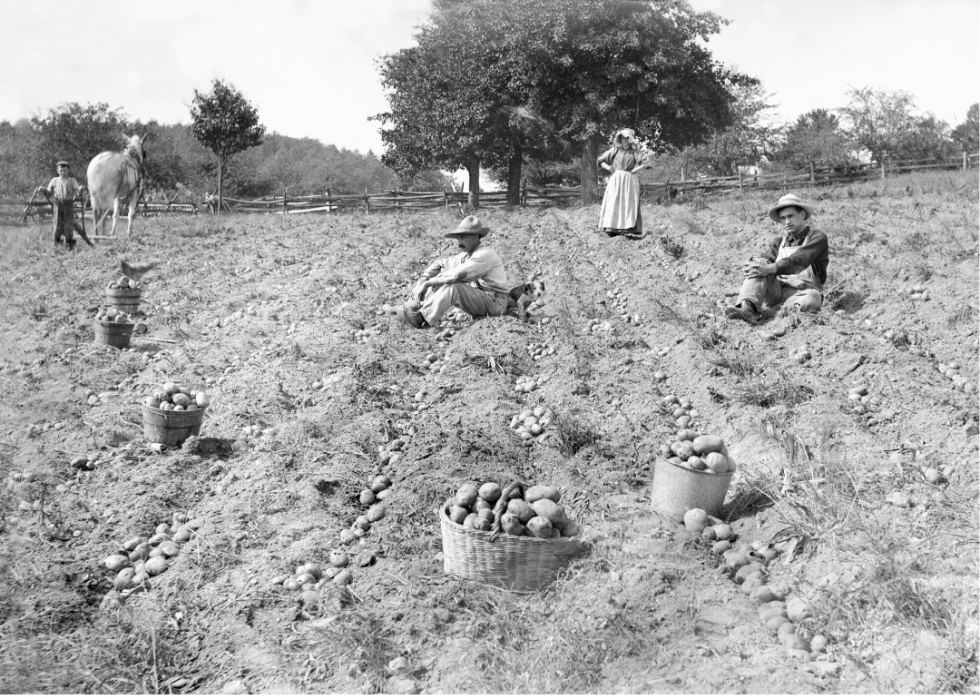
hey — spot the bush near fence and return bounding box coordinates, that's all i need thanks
[2,152,977,225]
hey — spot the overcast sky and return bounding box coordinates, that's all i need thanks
[1,0,977,156]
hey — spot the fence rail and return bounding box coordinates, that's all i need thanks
[2,152,977,225]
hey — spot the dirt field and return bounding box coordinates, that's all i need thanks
[1,170,977,694]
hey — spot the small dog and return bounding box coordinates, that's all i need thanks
[119,258,160,282]
[506,280,546,320]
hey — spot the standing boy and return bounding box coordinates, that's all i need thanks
[37,161,93,250]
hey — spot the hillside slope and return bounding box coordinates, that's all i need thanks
[0,170,977,694]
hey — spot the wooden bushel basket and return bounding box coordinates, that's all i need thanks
[439,482,589,592]
[105,287,141,314]
[142,405,205,447]
[93,320,134,349]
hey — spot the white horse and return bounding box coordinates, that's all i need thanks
[86,134,147,237]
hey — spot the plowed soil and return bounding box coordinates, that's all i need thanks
[1,169,977,694]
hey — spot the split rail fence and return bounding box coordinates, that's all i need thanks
[3,152,977,226]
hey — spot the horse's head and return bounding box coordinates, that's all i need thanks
[121,133,148,165]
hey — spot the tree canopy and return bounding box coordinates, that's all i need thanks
[375,0,747,206]
[189,79,266,210]
[777,109,853,170]
[839,87,952,163]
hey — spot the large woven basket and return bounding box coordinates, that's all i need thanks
[439,482,590,592]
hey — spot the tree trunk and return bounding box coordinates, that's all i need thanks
[217,156,225,215]
[506,144,522,206]
[466,159,480,210]
[580,134,599,205]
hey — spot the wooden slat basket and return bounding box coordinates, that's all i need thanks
[439,481,590,592]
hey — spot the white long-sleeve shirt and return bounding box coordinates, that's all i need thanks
[421,246,509,295]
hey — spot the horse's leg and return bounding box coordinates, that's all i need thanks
[109,199,120,237]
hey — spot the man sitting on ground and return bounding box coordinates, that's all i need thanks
[724,193,829,325]
[384,215,509,328]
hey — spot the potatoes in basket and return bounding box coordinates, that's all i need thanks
[446,481,581,538]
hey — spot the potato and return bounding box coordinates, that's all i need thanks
[473,497,493,512]
[759,606,789,622]
[712,524,733,541]
[474,509,495,531]
[171,393,191,408]
[673,441,695,460]
[676,429,700,442]
[560,521,581,538]
[507,498,535,524]
[283,578,301,591]
[297,563,322,580]
[525,485,560,503]
[144,556,169,576]
[686,456,706,471]
[478,482,502,503]
[500,513,524,536]
[454,484,479,508]
[366,504,386,522]
[449,505,468,524]
[129,543,152,562]
[734,563,764,583]
[172,527,193,543]
[354,516,372,532]
[144,396,160,408]
[530,499,567,529]
[526,516,553,539]
[693,435,725,455]
[296,573,316,585]
[158,541,179,558]
[359,489,376,506]
[123,536,145,552]
[334,570,353,586]
[704,452,729,474]
[162,382,178,395]
[328,550,349,568]
[113,567,136,590]
[810,635,828,653]
[752,585,775,603]
[683,508,708,533]
[462,513,479,529]
[104,554,130,572]
[711,540,732,555]
[194,392,211,409]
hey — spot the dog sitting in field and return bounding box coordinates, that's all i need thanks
[506,280,546,320]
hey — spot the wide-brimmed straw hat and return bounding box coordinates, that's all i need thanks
[445,215,490,238]
[768,193,813,222]
[613,128,639,147]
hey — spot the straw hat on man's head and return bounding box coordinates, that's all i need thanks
[768,193,814,222]
[445,215,490,238]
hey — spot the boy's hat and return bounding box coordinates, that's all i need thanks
[56,161,70,168]
[445,215,490,238]
[768,193,813,222]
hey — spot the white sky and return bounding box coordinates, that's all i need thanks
[1,0,977,156]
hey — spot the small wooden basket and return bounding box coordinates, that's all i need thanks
[439,481,589,592]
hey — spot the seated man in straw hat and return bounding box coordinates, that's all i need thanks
[383,215,509,329]
[724,193,828,325]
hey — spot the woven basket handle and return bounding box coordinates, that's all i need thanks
[488,480,524,542]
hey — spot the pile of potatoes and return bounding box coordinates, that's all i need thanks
[103,513,200,594]
[526,342,555,362]
[143,381,210,412]
[106,275,141,290]
[514,374,545,394]
[658,430,736,474]
[684,508,828,658]
[937,361,977,394]
[509,405,553,442]
[661,394,698,430]
[446,482,581,539]
[340,475,390,544]
[271,550,355,591]
[95,307,134,324]
[792,344,812,364]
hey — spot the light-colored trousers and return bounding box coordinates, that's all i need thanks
[737,275,823,313]
[408,283,507,325]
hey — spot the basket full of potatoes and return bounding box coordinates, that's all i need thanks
[439,480,589,591]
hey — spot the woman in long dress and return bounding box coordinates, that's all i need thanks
[597,128,648,237]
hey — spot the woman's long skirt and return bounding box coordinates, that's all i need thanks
[597,170,642,235]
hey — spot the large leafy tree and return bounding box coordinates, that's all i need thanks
[777,109,853,170]
[839,87,952,163]
[29,102,130,184]
[678,80,777,177]
[189,79,266,211]
[376,0,744,207]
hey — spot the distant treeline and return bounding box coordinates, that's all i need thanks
[0,103,452,200]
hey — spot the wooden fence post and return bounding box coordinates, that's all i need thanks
[881,161,886,180]
[810,162,815,186]
[521,178,528,207]
[364,189,370,213]
[737,168,743,193]
[964,151,968,171]
[444,188,449,209]
[282,187,288,215]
